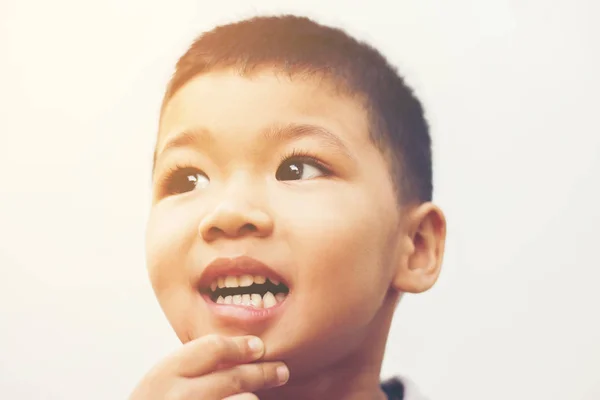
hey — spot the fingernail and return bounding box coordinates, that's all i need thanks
[277,365,289,384]
[247,337,263,353]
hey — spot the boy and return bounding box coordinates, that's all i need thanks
[133,14,446,400]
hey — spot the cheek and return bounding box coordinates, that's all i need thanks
[145,204,198,292]
[278,187,396,324]
[281,183,394,268]
[146,205,205,342]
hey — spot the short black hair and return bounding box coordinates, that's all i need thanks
[160,15,433,203]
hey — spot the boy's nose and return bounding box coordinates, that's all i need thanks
[198,198,274,242]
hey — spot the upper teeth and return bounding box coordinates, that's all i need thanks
[209,275,280,291]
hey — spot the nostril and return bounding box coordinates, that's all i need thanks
[199,207,273,241]
[205,223,257,240]
[239,223,257,235]
[206,226,225,238]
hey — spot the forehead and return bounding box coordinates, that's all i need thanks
[157,70,372,150]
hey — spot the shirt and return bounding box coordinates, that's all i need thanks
[381,377,404,399]
[381,376,428,400]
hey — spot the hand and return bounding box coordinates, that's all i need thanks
[129,334,289,400]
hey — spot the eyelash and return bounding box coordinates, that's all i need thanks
[157,150,332,196]
[278,148,333,176]
[158,162,203,195]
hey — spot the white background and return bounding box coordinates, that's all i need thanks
[1,1,599,399]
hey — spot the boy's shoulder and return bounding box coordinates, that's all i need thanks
[381,376,429,400]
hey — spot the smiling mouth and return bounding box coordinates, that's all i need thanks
[201,275,290,309]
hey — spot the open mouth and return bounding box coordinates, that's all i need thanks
[201,275,290,309]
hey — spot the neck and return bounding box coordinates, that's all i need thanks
[257,291,400,400]
[258,349,387,400]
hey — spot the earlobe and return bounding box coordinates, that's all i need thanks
[392,203,446,294]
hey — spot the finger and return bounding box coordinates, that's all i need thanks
[188,361,289,399]
[222,393,259,400]
[170,335,264,377]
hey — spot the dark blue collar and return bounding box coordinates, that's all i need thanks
[381,377,405,399]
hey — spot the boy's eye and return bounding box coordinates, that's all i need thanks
[163,167,209,195]
[276,159,324,181]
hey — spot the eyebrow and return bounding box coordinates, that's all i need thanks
[152,123,353,174]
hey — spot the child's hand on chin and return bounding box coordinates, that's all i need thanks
[129,335,289,400]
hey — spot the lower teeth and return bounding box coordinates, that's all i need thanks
[215,291,286,308]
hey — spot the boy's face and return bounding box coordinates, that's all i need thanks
[147,70,407,374]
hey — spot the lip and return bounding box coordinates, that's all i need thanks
[196,255,289,290]
[196,255,290,326]
[201,292,288,326]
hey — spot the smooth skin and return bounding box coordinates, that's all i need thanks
[129,335,288,399]
[139,70,446,399]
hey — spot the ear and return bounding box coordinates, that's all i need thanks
[392,202,446,294]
